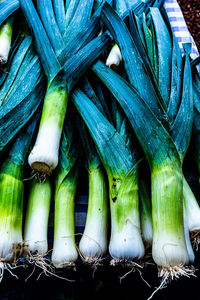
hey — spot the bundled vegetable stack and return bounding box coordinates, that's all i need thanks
[0,0,200,295]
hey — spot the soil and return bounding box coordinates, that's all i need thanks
[177,0,200,52]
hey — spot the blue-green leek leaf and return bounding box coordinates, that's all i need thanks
[37,0,65,56]
[0,0,19,27]
[150,7,172,105]
[62,33,110,92]
[92,61,180,170]
[171,50,193,163]
[100,3,167,121]
[52,0,66,35]
[63,0,94,44]
[20,0,61,80]
[65,0,80,27]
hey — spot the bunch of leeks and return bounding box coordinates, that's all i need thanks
[0,0,199,292]
[90,2,196,281]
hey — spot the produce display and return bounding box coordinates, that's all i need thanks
[0,0,199,298]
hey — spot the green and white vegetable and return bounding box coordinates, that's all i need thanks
[52,118,80,268]
[72,88,145,264]
[20,0,110,175]
[77,106,109,264]
[0,113,38,275]
[24,178,52,258]
[0,16,14,64]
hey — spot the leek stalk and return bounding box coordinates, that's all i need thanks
[76,110,109,264]
[52,164,79,268]
[0,16,14,64]
[24,178,52,258]
[0,114,38,275]
[72,88,144,264]
[139,174,152,248]
[79,165,108,264]
[100,3,197,258]
[52,117,80,268]
[92,60,192,277]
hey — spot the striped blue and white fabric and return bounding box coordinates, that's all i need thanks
[48,0,200,247]
[164,0,200,73]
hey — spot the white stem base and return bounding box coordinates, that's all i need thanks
[24,240,48,257]
[52,237,78,268]
[0,37,10,64]
[28,124,61,174]
[79,226,107,262]
[109,220,144,261]
[0,231,22,262]
[106,44,122,68]
[142,218,153,247]
[152,233,190,267]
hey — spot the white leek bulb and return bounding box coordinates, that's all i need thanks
[106,44,122,69]
[24,178,51,257]
[79,166,108,263]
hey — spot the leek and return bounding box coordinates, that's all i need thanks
[76,106,108,264]
[149,9,199,246]
[52,118,80,268]
[72,88,145,265]
[52,164,79,268]
[102,4,197,254]
[139,172,152,248]
[20,0,110,175]
[79,165,108,264]
[23,178,52,260]
[106,44,122,69]
[0,15,14,64]
[189,64,200,244]
[0,113,39,276]
[92,60,192,278]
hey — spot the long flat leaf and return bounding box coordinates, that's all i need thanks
[62,33,110,92]
[0,32,23,87]
[171,52,193,163]
[80,75,112,122]
[8,110,41,165]
[58,15,101,65]
[190,70,200,168]
[65,0,80,27]
[92,61,180,170]
[63,0,94,43]
[0,36,32,104]
[150,8,172,105]
[56,115,80,186]
[142,14,154,66]
[75,112,102,171]
[0,81,45,155]
[72,88,134,179]
[0,55,42,117]
[114,0,139,15]
[52,0,66,35]
[37,0,65,56]
[167,33,183,124]
[20,0,61,80]
[92,0,113,14]
[0,0,19,26]
[101,3,167,121]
